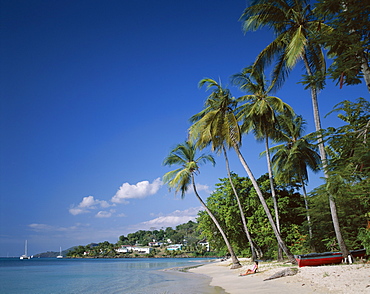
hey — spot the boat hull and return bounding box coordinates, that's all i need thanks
[295,249,366,267]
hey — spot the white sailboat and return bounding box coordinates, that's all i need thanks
[57,247,63,258]
[20,240,30,259]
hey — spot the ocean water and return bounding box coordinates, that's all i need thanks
[0,257,226,294]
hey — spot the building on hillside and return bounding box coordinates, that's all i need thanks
[166,244,183,251]
[199,240,210,251]
[116,245,153,254]
[116,245,133,253]
[148,242,163,247]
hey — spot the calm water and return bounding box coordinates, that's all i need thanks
[0,257,226,294]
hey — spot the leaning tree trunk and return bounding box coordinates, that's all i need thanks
[302,53,350,260]
[191,175,242,269]
[233,145,297,264]
[301,179,313,240]
[222,145,258,261]
[264,135,283,261]
[361,53,370,93]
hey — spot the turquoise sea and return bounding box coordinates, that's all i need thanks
[0,257,226,294]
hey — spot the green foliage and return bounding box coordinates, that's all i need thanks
[196,173,307,259]
[67,221,206,258]
[313,0,370,88]
[309,98,370,251]
[358,228,370,254]
[324,98,370,176]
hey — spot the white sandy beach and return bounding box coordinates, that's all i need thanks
[189,258,370,293]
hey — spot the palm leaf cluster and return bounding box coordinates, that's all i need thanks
[163,142,215,198]
[189,78,241,152]
[270,115,321,185]
[241,0,327,90]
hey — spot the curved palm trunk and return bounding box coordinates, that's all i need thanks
[222,145,258,261]
[233,145,296,264]
[191,175,242,269]
[302,53,350,260]
[264,135,283,260]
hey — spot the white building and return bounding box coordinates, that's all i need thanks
[116,245,153,254]
[148,242,163,247]
[166,244,183,251]
[199,240,210,251]
[116,245,133,253]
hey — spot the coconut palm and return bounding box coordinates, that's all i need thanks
[189,79,296,263]
[240,0,350,258]
[232,66,294,259]
[162,141,242,269]
[190,79,258,261]
[269,115,321,239]
[240,0,326,155]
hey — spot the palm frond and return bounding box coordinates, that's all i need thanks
[286,25,307,68]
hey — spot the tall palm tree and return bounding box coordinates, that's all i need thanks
[189,79,296,263]
[240,0,350,258]
[162,141,242,269]
[269,115,321,240]
[190,78,258,260]
[232,66,294,260]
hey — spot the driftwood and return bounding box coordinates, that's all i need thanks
[263,268,298,281]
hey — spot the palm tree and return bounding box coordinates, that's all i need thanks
[232,66,294,260]
[189,79,296,263]
[162,141,242,269]
[190,78,258,260]
[269,115,321,240]
[240,0,350,258]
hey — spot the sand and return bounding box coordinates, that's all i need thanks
[189,258,370,293]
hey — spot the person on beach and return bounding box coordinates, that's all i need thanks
[239,261,258,276]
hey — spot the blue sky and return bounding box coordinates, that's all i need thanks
[0,0,368,257]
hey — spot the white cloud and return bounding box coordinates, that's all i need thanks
[69,196,113,215]
[95,209,115,218]
[111,178,162,204]
[68,207,87,216]
[129,207,203,231]
[195,183,212,194]
[28,223,54,232]
[79,196,96,208]
[69,178,163,217]
[28,223,85,233]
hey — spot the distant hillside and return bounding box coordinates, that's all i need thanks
[33,247,76,258]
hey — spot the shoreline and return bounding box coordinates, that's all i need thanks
[189,258,370,293]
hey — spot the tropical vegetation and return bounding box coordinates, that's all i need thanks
[162,0,369,263]
[68,0,369,263]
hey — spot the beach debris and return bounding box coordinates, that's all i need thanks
[263,268,298,281]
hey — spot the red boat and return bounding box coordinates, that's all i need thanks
[295,249,366,267]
